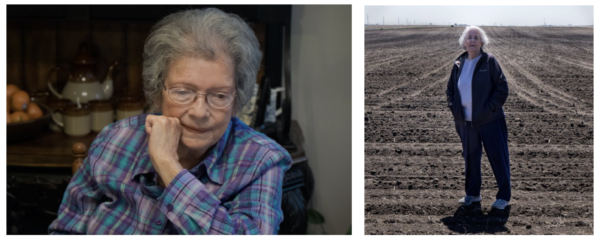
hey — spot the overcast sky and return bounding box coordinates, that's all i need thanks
[364,6,593,26]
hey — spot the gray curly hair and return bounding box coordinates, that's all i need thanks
[142,8,262,113]
[458,25,490,50]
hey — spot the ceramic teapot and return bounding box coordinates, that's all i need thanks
[48,43,117,104]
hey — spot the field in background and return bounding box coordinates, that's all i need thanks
[364,26,593,234]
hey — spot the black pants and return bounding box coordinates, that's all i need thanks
[455,118,511,201]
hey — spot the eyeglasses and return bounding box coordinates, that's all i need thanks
[163,85,236,109]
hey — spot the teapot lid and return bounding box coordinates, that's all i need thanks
[72,43,96,65]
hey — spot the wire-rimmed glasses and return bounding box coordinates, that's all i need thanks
[163,85,236,109]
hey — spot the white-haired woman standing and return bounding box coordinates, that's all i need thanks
[445,26,511,210]
[49,8,291,234]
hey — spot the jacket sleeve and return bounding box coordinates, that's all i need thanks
[446,65,456,108]
[487,56,509,112]
[156,148,291,234]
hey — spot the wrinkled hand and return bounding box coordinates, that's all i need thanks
[145,115,184,187]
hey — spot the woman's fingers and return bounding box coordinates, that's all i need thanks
[145,115,181,134]
[145,115,154,134]
[147,115,182,141]
[145,115,182,162]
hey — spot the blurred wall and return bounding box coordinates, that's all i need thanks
[290,5,352,234]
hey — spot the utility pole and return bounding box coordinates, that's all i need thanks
[383,16,385,25]
[367,14,369,25]
[398,18,399,25]
[414,20,415,25]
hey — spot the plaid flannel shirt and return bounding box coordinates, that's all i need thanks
[48,114,291,234]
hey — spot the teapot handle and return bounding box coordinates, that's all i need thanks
[102,61,119,99]
[51,109,64,128]
[106,61,119,79]
[47,67,72,99]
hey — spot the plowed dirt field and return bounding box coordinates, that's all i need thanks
[364,26,593,235]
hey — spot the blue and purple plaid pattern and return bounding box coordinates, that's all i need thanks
[48,114,291,234]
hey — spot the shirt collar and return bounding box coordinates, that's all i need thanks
[195,117,234,185]
[130,117,236,185]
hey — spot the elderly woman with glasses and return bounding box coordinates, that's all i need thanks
[49,8,291,234]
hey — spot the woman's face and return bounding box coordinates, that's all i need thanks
[464,29,482,52]
[162,56,235,154]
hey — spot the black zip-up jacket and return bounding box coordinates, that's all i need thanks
[446,49,509,126]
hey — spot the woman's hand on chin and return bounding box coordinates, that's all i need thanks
[145,114,184,187]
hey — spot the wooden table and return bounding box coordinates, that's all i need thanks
[7,130,98,168]
[7,129,97,234]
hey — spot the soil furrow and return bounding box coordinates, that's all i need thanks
[372,58,454,102]
[492,48,581,106]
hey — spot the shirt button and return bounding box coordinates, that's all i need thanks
[167,204,174,212]
[155,220,162,226]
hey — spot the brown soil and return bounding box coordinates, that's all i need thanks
[364,26,593,235]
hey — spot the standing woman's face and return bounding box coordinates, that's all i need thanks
[464,29,482,52]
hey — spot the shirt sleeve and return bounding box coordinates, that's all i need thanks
[48,139,107,234]
[47,126,117,234]
[156,148,291,234]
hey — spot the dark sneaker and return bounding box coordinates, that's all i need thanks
[491,199,509,210]
[458,195,482,206]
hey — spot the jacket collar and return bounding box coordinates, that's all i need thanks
[457,47,487,61]
[455,48,487,70]
[130,116,236,185]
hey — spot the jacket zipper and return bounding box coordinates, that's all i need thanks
[468,51,484,127]
[456,58,465,126]
[467,55,473,128]
[470,56,474,128]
